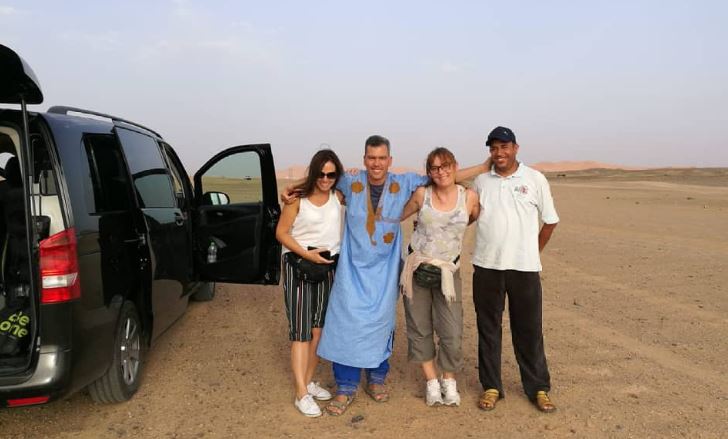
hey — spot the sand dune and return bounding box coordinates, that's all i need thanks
[531,160,643,172]
[277,161,645,179]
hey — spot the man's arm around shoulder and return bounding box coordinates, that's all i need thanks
[454,158,492,184]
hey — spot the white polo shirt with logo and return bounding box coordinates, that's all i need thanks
[472,163,559,272]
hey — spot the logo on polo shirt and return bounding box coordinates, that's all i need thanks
[514,185,529,195]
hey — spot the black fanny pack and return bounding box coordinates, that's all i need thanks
[409,245,460,289]
[413,263,442,288]
[286,252,337,283]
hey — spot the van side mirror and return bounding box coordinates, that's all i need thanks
[201,191,230,206]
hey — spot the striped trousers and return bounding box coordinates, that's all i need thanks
[282,254,334,341]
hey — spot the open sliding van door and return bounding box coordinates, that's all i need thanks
[193,144,281,285]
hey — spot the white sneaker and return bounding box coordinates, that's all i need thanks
[294,394,322,417]
[441,378,461,406]
[307,381,333,401]
[426,379,444,406]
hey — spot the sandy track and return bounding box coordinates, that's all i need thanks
[1,171,726,438]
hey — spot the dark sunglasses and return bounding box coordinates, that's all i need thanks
[318,171,337,180]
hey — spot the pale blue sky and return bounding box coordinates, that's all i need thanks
[2,0,726,171]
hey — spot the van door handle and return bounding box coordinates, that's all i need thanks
[124,234,147,246]
[174,212,185,226]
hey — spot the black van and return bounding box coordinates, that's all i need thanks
[0,45,281,407]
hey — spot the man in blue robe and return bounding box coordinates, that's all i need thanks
[318,135,427,413]
[318,135,486,415]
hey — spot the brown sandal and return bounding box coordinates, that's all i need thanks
[365,383,390,402]
[534,391,557,413]
[478,389,500,411]
[325,394,354,416]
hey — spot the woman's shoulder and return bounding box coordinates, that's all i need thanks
[412,185,427,199]
[464,187,478,205]
[334,189,345,205]
[280,196,301,216]
[409,186,427,207]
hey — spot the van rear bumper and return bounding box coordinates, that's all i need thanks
[0,347,72,406]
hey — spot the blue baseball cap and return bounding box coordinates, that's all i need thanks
[486,126,516,146]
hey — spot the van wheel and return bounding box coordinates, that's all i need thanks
[191,282,216,302]
[88,301,144,403]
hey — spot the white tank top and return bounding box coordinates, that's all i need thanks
[283,191,343,255]
[410,185,469,262]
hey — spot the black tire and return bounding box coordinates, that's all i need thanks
[88,301,144,403]
[191,282,216,302]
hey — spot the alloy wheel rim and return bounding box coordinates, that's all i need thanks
[119,317,141,385]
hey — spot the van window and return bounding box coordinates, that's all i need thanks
[200,150,263,203]
[84,134,133,213]
[116,128,176,209]
[31,134,57,196]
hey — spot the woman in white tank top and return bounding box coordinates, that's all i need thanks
[275,149,345,417]
[400,147,480,408]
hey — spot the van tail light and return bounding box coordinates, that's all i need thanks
[7,396,50,407]
[39,227,80,304]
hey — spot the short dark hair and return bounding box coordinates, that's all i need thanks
[294,149,345,197]
[364,135,390,155]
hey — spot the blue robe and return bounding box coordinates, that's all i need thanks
[317,171,428,368]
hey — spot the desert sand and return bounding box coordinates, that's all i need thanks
[276,160,642,179]
[0,168,726,438]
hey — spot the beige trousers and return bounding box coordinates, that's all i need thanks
[403,270,463,373]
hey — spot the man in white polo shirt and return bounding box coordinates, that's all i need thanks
[471,126,559,413]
